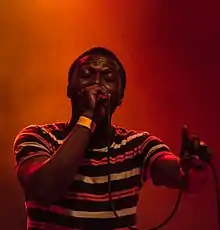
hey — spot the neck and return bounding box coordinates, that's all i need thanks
[68,111,113,149]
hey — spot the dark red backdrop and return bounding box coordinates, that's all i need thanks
[0,1,219,229]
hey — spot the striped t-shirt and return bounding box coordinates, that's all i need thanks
[13,122,172,230]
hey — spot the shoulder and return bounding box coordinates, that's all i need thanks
[14,121,67,144]
[114,125,150,137]
[113,125,151,144]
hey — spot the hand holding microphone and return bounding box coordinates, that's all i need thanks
[180,125,212,163]
[180,126,211,193]
[78,84,110,122]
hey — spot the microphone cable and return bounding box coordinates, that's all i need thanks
[144,164,220,230]
[105,98,136,230]
[105,101,220,230]
[209,162,220,230]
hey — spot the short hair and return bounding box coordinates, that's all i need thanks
[68,47,126,92]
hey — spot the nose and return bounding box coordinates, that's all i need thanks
[94,72,102,85]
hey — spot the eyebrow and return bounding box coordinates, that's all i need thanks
[80,64,119,74]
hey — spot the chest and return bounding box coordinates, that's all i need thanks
[70,149,142,194]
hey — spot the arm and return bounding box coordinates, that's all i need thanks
[150,152,207,193]
[15,85,107,204]
[17,124,92,205]
[140,131,207,193]
[150,153,185,189]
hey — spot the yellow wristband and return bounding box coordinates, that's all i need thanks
[77,116,96,133]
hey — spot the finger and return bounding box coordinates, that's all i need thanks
[200,140,207,147]
[91,85,107,94]
[192,135,200,150]
[96,88,108,98]
[100,86,109,96]
[85,85,102,96]
[95,86,110,101]
[189,157,206,170]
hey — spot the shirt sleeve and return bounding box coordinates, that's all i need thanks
[13,125,52,172]
[140,133,173,184]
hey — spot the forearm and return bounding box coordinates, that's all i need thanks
[150,153,207,194]
[150,153,186,190]
[26,124,92,203]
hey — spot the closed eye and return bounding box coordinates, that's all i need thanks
[79,68,95,79]
[103,71,117,82]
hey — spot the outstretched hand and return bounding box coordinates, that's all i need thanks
[180,126,211,193]
[181,125,212,163]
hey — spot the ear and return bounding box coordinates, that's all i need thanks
[117,93,124,106]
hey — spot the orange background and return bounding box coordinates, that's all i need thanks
[1,1,220,229]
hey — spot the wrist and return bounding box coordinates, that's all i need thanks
[80,110,94,120]
[76,115,96,133]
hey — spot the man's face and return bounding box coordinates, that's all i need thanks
[68,53,123,113]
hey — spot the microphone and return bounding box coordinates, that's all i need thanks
[181,126,212,163]
[96,92,110,103]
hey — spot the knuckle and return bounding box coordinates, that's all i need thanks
[200,141,206,146]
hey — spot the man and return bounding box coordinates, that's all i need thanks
[14,47,209,230]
